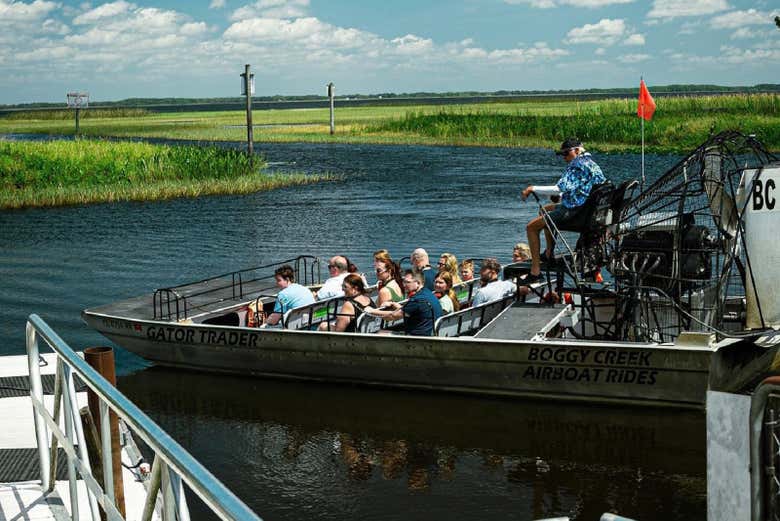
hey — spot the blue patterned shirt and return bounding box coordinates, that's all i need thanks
[556,152,605,209]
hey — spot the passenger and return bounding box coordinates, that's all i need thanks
[512,243,532,263]
[373,249,390,262]
[521,137,606,283]
[410,248,436,291]
[261,265,316,327]
[471,258,514,307]
[437,252,462,285]
[365,270,442,336]
[459,260,474,282]
[434,272,460,315]
[315,255,350,300]
[374,253,404,306]
[318,274,373,332]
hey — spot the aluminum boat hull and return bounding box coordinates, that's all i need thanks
[82,308,774,409]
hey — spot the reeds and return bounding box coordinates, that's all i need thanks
[1,108,151,120]
[0,139,331,209]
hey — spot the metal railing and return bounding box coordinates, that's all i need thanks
[25,314,263,521]
[750,376,780,521]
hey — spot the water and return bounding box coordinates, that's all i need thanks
[0,139,699,520]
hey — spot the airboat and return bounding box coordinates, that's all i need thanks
[83,132,780,409]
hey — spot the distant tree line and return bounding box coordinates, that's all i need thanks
[3,83,778,110]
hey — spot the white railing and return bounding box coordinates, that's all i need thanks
[25,313,263,521]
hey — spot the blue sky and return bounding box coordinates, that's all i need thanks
[0,0,777,104]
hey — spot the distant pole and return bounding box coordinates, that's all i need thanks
[327,82,335,135]
[640,76,645,190]
[243,64,254,160]
[75,108,80,136]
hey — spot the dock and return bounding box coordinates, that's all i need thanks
[0,352,152,520]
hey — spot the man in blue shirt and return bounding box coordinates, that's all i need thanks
[262,264,316,327]
[521,137,606,283]
[365,270,442,336]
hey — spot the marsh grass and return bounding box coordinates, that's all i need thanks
[0,139,331,209]
[369,94,780,151]
[2,108,151,120]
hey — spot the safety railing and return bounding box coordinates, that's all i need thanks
[750,376,780,521]
[25,314,263,521]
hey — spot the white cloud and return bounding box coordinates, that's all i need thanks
[505,0,635,7]
[623,33,645,45]
[595,47,606,55]
[678,20,701,34]
[42,18,70,34]
[209,0,225,8]
[0,0,58,23]
[565,18,627,45]
[647,0,729,19]
[617,53,651,62]
[230,0,309,21]
[73,0,132,24]
[710,9,779,29]
[391,35,434,55]
[224,17,372,49]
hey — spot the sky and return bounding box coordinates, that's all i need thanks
[0,0,778,104]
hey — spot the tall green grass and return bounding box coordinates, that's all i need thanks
[0,139,331,209]
[369,94,780,151]
[1,108,150,120]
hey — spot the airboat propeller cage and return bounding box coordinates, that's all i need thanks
[742,164,780,329]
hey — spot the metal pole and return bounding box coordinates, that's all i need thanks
[84,346,125,518]
[141,456,162,521]
[640,76,645,190]
[25,322,51,491]
[328,82,335,135]
[75,107,80,136]
[244,64,254,160]
[47,361,62,492]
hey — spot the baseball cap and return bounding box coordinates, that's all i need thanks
[555,137,583,155]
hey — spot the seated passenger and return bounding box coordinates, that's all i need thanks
[437,252,462,285]
[459,260,474,282]
[434,272,460,315]
[365,270,442,336]
[471,258,514,307]
[521,137,606,283]
[316,255,350,300]
[318,274,374,332]
[262,265,316,327]
[512,242,531,263]
[410,248,436,291]
[374,252,404,306]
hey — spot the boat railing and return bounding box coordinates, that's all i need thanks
[25,314,263,521]
[153,255,320,320]
[750,375,780,521]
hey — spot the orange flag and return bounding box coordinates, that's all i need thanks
[637,79,656,121]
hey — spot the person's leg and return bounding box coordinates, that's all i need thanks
[540,204,557,258]
[526,215,547,276]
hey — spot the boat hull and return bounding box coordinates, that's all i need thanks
[80,310,748,409]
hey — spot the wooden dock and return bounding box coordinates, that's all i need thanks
[0,353,156,521]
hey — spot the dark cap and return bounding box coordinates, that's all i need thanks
[555,137,583,155]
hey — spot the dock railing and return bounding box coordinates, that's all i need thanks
[25,313,263,521]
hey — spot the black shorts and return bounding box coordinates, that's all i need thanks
[545,204,587,232]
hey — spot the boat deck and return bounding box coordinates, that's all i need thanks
[476,302,567,340]
[85,278,278,322]
[0,353,156,521]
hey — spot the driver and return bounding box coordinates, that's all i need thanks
[521,137,605,284]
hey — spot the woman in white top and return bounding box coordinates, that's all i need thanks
[434,272,460,315]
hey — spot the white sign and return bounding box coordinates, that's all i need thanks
[240,74,255,96]
[66,92,89,109]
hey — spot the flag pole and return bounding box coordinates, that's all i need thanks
[640,75,645,191]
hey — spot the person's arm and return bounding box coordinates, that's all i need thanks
[365,301,404,321]
[376,286,391,307]
[333,302,354,332]
[522,185,561,200]
[264,312,282,326]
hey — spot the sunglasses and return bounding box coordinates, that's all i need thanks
[402,279,416,285]
[375,268,387,274]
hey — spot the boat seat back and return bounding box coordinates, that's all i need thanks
[434,294,516,337]
[356,299,409,334]
[452,278,481,307]
[283,297,344,330]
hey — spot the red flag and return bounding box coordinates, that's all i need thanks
[637,79,656,121]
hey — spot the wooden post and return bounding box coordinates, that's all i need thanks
[244,64,254,160]
[84,346,125,518]
[75,107,80,136]
[327,82,335,135]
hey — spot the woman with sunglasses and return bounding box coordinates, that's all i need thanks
[374,252,404,306]
[437,252,462,285]
[318,274,374,332]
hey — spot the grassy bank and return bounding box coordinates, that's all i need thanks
[0,140,331,209]
[1,94,778,152]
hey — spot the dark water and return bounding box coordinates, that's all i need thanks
[0,139,700,520]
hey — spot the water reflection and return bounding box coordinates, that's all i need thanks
[120,368,705,521]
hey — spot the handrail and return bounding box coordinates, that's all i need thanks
[26,314,262,521]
